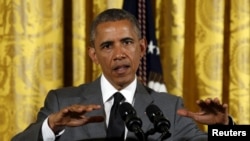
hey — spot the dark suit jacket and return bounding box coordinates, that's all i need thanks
[12,77,207,141]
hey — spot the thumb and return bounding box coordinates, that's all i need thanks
[177,109,188,116]
[177,109,195,118]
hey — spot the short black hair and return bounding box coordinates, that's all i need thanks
[89,8,141,47]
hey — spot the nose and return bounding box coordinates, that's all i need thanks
[114,45,126,60]
[115,54,125,59]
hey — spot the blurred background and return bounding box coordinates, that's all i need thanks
[0,0,249,140]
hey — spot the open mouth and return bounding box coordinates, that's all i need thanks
[113,65,130,74]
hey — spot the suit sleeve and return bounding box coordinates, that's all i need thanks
[11,90,60,141]
[172,97,208,141]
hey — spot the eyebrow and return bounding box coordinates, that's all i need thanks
[99,40,113,47]
[120,37,134,42]
[99,37,135,48]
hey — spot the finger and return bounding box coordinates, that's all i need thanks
[84,104,102,112]
[213,97,220,104]
[196,99,202,104]
[73,104,102,112]
[222,103,228,113]
[209,98,227,113]
[197,99,218,114]
[68,104,102,113]
[177,109,188,116]
[199,98,221,109]
[223,103,228,108]
[86,116,105,124]
[67,116,105,127]
[177,109,201,118]
[206,98,228,113]
[204,98,213,104]
[197,100,209,109]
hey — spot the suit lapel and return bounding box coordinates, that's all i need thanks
[78,77,107,139]
[127,81,154,138]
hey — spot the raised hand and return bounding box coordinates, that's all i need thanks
[177,97,229,125]
[48,104,105,133]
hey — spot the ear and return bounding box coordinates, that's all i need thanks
[88,47,99,64]
[139,38,147,58]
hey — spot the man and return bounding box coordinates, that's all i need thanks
[12,8,232,141]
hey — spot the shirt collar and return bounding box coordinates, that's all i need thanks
[101,74,137,104]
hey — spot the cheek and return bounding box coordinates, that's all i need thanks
[130,52,142,65]
[135,47,144,60]
[97,55,111,66]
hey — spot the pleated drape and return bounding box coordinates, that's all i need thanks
[0,0,249,140]
[229,0,249,125]
[156,0,250,130]
[0,1,64,140]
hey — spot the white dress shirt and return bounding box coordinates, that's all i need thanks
[41,74,137,141]
[101,74,137,139]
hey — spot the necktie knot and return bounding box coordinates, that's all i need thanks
[113,92,124,105]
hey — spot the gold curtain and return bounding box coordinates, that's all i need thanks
[0,0,64,140]
[0,0,249,141]
[156,0,250,130]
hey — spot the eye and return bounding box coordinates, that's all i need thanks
[122,38,134,46]
[101,42,112,49]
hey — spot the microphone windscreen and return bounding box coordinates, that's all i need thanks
[119,102,136,120]
[146,104,162,122]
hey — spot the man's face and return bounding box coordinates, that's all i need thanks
[89,20,146,90]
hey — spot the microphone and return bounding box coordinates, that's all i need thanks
[146,104,171,140]
[119,102,146,141]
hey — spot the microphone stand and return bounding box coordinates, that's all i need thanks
[144,128,171,141]
[132,127,146,141]
[159,129,171,141]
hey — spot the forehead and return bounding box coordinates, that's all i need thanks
[95,20,136,35]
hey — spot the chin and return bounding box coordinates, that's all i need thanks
[116,77,133,87]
